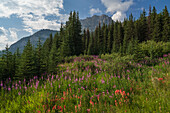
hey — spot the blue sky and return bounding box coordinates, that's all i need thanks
[0,0,169,50]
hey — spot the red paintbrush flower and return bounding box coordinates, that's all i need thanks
[158,78,163,81]
[52,105,56,110]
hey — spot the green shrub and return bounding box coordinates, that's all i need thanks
[136,40,170,60]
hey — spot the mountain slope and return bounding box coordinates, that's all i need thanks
[9,29,58,53]
[9,15,113,53]
[80,14,113,31]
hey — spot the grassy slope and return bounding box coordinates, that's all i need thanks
[0,55,169,113]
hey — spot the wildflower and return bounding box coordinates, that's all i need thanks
[158,78,163,81]
[78,104,81,109]
[130,88,132,91]
[127,70,130,73]
[90,100,94,106]
[0,81,3,87]
[87,109,90,112]
[8,87,11,91]
[57,106,63,112]
[75,105,77,112]
[163,54,168,57]
[18,92,21,95]
[52,105,56,110]
[61,97,64,100]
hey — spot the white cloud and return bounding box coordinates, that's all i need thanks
[0,0,67,31]
[0,27,18,50]
[112,11,126,22]
[101,0,134,21]
[90,8,102,16]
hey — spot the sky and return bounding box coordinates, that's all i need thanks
[0,0,169,50]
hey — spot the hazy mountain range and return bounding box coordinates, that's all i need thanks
[9,15,113,53]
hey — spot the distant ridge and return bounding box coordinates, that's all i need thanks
[9,15,113,53]
[80,14,113,31]
[9,29,58,53]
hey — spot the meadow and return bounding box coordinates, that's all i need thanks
[0,54,169,113]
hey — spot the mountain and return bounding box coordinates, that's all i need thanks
[9,29,58,53]
[9,15,113,53]
[80,14,113,31]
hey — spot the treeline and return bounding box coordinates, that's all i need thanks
[83,6,169,55]
[0,6,169,81]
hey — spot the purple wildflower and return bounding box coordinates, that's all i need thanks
[18,92,21,95]
[0,81,3,87]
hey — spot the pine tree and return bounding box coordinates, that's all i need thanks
[14,48,21,80]
[98,22,103,54]
[18,40,35,80]
[87,32,95,55]
[152,14,162,41]
[107,22,114,53]
[123,14,135,54]
[162,6,170,42]
[147,5,152,40]
[35,38,45,76]
[112,21,118,53]
[42,34,53,72]
[82,29,87,54]
[64,11,82,56]
[150,6,157,40]
[1,45,13,80]
[49,33,60,73]
[103,23,108,54]
[117,22,123,49]
[138,9,148,42]
[85,29,90,54]
[75,12,82,55]
[94,26,99,55]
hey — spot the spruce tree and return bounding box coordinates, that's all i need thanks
[35,38,45,76]
[147,5,152,40]
[152,14,162,41]
[1,45,13,80]
[138,9,148,42]
[18,40,35,80]
[82,29,87,54]
[97,22,103,54]
[162,6,170,42]
[150,6,157,40]
[103,23,108,54]
[49,33,60,73]
[107,22,114,53]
